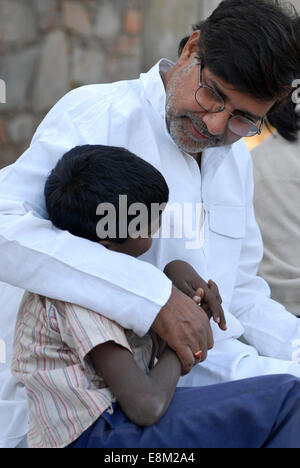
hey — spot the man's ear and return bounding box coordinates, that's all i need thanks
[179,30,201,62]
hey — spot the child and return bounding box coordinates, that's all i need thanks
[12,145,300,448]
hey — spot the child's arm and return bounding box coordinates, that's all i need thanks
[89,341,182,427]
[164,260,227,331]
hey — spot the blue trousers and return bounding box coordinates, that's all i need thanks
[68,374,300,448]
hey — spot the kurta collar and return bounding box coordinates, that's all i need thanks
[140,59,174,123]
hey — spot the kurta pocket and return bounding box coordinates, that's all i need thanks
[206,205,246,305]
[208,205,246,239]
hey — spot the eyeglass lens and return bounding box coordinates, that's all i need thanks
[195,87,261,137]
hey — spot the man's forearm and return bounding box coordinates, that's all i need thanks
[0,210,172,336]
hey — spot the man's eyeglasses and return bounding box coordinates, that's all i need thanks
[195,64,265,138]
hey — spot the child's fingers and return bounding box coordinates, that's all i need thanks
[193,288,204,304]
[208,280,222,304]
[206,281,227,330]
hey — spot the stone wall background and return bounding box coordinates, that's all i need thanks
[0,0,146,168]
[0,0,300,169]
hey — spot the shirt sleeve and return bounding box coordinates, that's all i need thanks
[0,90,172,337]
[53,300,132,365]
[229,147,300,361]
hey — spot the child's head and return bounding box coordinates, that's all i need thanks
[44,145,169,257]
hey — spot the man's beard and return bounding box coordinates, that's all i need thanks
[166,110,226,154]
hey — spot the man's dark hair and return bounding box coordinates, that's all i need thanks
[267,100,300,142]
[178,0,300,103]
[45,145,169,244]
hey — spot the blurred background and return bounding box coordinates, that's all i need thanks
[0,0,299,168]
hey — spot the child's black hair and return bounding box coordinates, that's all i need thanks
[44,145,169,243]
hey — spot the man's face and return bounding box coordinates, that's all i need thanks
[164,55,275,154]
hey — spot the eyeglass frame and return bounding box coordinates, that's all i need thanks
[195,63,265,138]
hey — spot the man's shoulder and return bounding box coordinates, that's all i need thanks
[231,138,252,163]
[34,78,146,142]
[230,139,254,176]
[47,79,143,121]
[218,139,254,198]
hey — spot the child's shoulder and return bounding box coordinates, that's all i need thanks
[17,292,69,332]
[19,291,46,311]
[20,291,68,313]
[44,299,129,340]
[19,293,131,344]
[20,292,81,314]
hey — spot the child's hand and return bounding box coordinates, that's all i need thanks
[149,329,167,369]
[192,282,227,329]
[164,260,227,331]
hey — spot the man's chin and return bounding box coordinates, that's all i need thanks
[205,140,230,149]
[180,138,224,153]
[196,136,237,150]
[168,124,231,153]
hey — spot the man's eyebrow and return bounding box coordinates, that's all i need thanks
[206,78,264,121]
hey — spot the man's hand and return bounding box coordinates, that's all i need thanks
[152,286,214,375]
[164,260,227,331]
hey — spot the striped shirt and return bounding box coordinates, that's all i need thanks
[11,292,153,449]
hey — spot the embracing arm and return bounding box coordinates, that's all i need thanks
[89,341,182,427]
[0,101,171,337]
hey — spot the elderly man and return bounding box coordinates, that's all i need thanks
[1,0,300,447]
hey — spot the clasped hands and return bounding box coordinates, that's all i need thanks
[152,260,227,376]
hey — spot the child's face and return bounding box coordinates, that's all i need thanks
[112,235,153,258]
[99,215,162,258]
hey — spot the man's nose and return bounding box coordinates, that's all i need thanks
[202,110,230,136]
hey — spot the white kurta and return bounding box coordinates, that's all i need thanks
[0,60,299,446]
